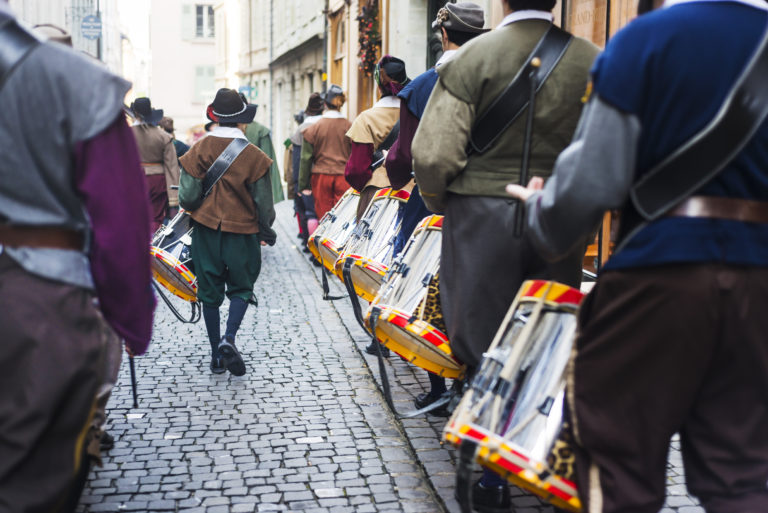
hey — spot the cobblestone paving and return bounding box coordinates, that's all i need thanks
[79,201,703,513]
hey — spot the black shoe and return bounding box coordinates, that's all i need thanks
[210,355,226,374]
[453,480,511,513]
[365,341,390,357]
[302,246,311,253]
[100,431,115,451]
[217,336,246,376]
[414,393,450,417]
[309,255,322,267]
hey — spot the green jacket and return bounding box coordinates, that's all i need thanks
[412,20,599,213]
[246,122,285,204]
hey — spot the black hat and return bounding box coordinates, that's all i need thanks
[129,97,163,126]
[375,56,410,88]
[206,88,257,124]
[305,93,324,116]
[432,3,488,34]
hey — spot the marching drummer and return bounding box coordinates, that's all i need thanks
[298,84,352,221]
[0,2,154,507]
[129,97,180,233]
[179,88,277,376]
[507,0,768,511]
[385,2,489,416]
[412,0,598,507]
[345,55,411,222]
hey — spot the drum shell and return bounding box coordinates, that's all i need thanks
[443,280,585,512]
[150,210,197,302]
[337,188,409,300]
[366,215,465,379]
[307,189,358,273]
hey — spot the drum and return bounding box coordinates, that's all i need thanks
[443,280,585,512]
[150,210,197,302]
[307,188,359,274]
[365,215,465,379]
[335,188,410,301]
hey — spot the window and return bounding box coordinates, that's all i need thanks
[196,5,215,38]
[194,66,216,103]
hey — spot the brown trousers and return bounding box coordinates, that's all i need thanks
[146,173,168,234]
[571,264,768,513]
[311,173,348,220]
[0,254,107,512]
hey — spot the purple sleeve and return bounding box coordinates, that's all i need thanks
[385,107,420,190]
[74,115,156,355]
[344,142,374,192]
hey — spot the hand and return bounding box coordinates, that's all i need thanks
[260,240,267,246]
[506,176,544,202]
[301,189,312,196]
[125,345,135,357]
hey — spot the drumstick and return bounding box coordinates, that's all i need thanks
[129,355,139,409]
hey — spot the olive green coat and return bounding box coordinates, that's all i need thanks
[412,19,599,213]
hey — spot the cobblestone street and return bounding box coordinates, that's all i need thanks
[78,202,704,513]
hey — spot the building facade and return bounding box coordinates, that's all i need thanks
[215,0,326,169]
[9,0,122,73]
[149,0,218,141]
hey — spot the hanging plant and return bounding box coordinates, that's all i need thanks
[357,0,381,76]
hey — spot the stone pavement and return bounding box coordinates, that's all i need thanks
[78,201,703,513]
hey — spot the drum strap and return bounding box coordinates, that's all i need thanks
[468,24,572,155]
[366,301,457,419]
[320,264,346,301]
[619,22,768,246]
[456,441,479,513]
[0,19,40,94]
[342,257,372,334]
[201,137,250,199]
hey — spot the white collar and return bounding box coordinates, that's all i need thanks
[664,0,768,8]
[374,95,401,109]
[209,126,248,140]
[436,49,458,67]
[322,110,345,119]
[497,10,554,29]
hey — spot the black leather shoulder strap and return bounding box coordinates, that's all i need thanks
[630,24,768,220]
[469,24,573,154]
[202,138,250,198]
[0,19,41,93]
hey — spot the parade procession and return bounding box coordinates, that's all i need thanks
[1,0,768,512]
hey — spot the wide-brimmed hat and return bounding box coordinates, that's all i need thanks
[129,97,163,126]
[206,88,257,124]
[432,2,488,34]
